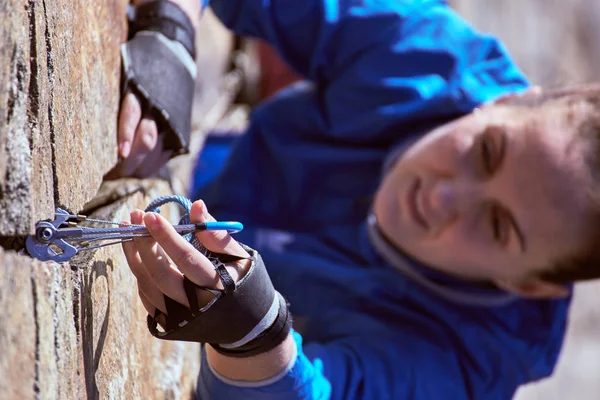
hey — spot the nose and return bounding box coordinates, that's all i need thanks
[429,177,481,226]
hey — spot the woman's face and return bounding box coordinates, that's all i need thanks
[373,102,593,295]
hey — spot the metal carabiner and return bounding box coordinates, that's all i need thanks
[25,209,78,262]
[25,208,244,263]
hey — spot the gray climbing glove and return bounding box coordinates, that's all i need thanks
[121,0,197,156]
[147,244,293,358]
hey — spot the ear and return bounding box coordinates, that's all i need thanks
[483,86,544,107]
[494,277,570,299]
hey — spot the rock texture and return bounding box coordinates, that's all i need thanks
[0,3,235,399]
[0,0,124,236]
[0,180,200,400]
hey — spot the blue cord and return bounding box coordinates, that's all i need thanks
[204,221,244,234]
[144,195,243,251]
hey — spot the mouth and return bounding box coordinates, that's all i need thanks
[407,177,429,230]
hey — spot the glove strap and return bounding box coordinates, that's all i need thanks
[211,292,292,358]
[147,246,292,358]
[127,0,196,59]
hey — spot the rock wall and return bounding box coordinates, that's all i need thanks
[0,181,200,400]
[0,2,235,399]
[1,0,124,237]
[449,2,600,399]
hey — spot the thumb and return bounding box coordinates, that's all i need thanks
[190,200,249,259]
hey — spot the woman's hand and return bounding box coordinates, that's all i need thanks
[122,200,250,319]
[106,93,174,179]
[122,200,296,381]
[106,0,201,179]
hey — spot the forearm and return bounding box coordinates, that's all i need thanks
[131,0,201,27]
[197,331,332,400]
[206,332,296,381]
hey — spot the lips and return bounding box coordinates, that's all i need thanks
[407,177,429,230]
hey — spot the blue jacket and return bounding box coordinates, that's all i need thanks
[193,1,571,399]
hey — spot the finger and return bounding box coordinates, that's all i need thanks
[138,290,156,316]
[118,93,142,158]
[121,216,167,313]
[132,136,173,178]
[132,210,190,308]
[190,200,249,259]
[119,117,159,177]
[143,212,226,289]
[124,245,167,314]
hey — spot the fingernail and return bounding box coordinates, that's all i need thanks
[146,213,160,229]
[120,141,131,158]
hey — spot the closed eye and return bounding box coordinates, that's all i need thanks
[475,127,525,253]
[481,137,493,173]
[490,205,509,246]
[478,126,506,176]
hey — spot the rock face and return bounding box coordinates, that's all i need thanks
[0,2,235,399]
[0,0,124,236]
[0,181,201,400]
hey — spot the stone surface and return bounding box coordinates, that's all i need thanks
[0,2,240,234]
[0,248,38,400]
[0,179,200,400]
[0,0,40,237]
[48,0,125,214]
[1,3,233,397]
[0,0,125,236]
[0,2,236,398]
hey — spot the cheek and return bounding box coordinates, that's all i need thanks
[404,131,471,174]
[417,222,497,274]
[434,222,482,255]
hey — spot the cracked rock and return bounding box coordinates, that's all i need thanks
[0,0,125,236]
[0,180,199,400]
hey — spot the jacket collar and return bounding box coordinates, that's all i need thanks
[366,213,518,307]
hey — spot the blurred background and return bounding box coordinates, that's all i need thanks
[178,3,600,399]
[452,0,600,87]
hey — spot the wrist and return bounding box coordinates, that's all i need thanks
[206,332,297,382]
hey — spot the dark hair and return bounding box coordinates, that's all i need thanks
[509,85,600,283]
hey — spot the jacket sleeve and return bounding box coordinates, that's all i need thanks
[200,0,529,141]
[196,330,470,400]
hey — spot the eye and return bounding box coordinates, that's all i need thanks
[480,135,495,174]
[489,206,508,245]
[476,126,506,177]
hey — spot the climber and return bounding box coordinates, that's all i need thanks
[113,0,600,399]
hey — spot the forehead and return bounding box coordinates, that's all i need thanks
[495,106,592,263]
